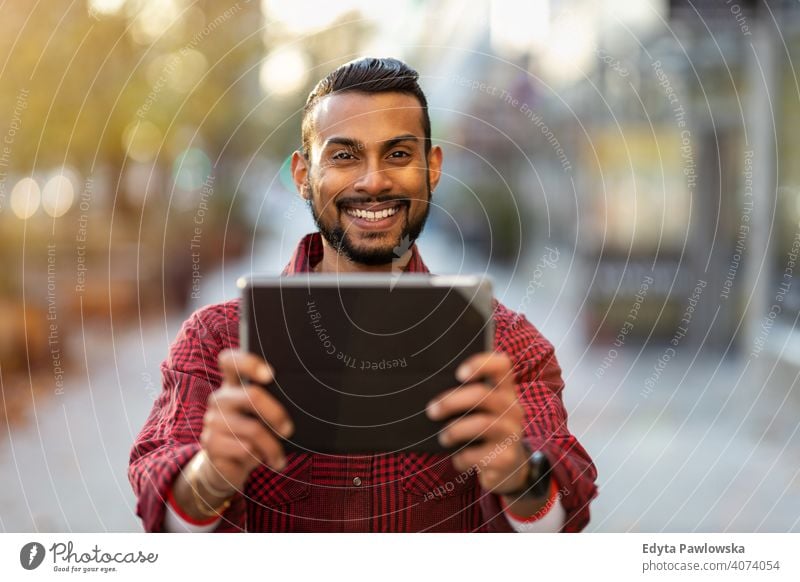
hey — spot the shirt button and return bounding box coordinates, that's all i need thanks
[352,477,362,487]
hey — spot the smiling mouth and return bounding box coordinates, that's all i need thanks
[344,205,401,222]
[339,200,408,224]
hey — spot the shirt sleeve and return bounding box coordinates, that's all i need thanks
[479,305,598,532]
[164,504,222,533]
[501,479,566,532]
[128,306,246,532]
[163,488,223,533]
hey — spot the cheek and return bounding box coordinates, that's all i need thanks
[395,169,428,199]
[320,166,362,192]
[408,178,431,210]
[313,177,344,213]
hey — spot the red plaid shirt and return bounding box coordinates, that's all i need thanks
[129,233,597,532]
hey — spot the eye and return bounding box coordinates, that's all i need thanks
[388,150,411,159]
[332,151,355,161]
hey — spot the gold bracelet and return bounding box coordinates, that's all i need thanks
[193,451,237,498]
[186,454,232,518]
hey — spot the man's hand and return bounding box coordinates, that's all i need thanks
[171,349,294,522]
[198,349,295,492]
[426,352,532,496]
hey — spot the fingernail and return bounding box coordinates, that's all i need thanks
[427,401,440,419]
[259,363,273,383]
[275,457,287,471]
[280,420,294,437]
[438,432,450,446]
[456,365,470,382]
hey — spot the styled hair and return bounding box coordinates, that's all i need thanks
[301,57,431,157]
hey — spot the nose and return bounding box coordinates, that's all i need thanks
[352,162,393,197]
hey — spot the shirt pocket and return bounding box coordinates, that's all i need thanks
[400,452,476,501]
[246,452,313,507]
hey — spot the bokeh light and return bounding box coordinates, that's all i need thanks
[41,172,77,218]
[10,177,41,220]
[123,120,163,163]
[172,148,212,191]
[262,0,362,34]
[259,48,310,97]
[87,0,126,17]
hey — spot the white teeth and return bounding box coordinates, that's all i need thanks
[345,205,400,222]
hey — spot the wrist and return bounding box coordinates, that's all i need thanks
[169,466,226,525]
[174,452,236,521]
[166,486,220,527]
[501,478,560,523]
[193,451,239,498]
[497,447,551,500]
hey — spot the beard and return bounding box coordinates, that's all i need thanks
[307,179,432,266]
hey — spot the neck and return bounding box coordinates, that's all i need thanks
[314,237,413,273]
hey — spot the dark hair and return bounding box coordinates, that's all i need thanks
[301,57,431,158]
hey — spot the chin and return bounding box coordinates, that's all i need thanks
[353,240,397,256]
[344,238,401,265]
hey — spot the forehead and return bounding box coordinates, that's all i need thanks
[311,91,425,147]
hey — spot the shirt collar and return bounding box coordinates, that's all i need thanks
[282,232,430,275]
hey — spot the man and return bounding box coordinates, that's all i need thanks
[129,57,597,532]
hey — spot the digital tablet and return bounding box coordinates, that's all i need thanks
[238,273,494,454]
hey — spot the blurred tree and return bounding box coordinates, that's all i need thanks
[0,0,263,211]
[0,1,373,288]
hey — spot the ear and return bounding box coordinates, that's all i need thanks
[291,150,311,200]
[427,145,443,192]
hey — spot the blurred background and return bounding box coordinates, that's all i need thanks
[0,0,798,532]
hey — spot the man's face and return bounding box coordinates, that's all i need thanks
[293,91,442,265]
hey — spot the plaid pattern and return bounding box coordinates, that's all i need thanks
[129,233,598,532]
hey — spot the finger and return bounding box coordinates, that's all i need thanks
[209,426,287,474]
[426,383,500,420]
[210,385,294,438]
[218,349,273,386]
[241,385,294,438]
[205,432,261,468]
[455,351,514,385]
[227,415,287,471]
[439,413,503,448]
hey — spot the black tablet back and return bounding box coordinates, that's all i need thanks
[239,274,494,454]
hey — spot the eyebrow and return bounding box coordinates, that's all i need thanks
[382,134,420,149]
[322,136,362,150]
[321,134,420,152]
